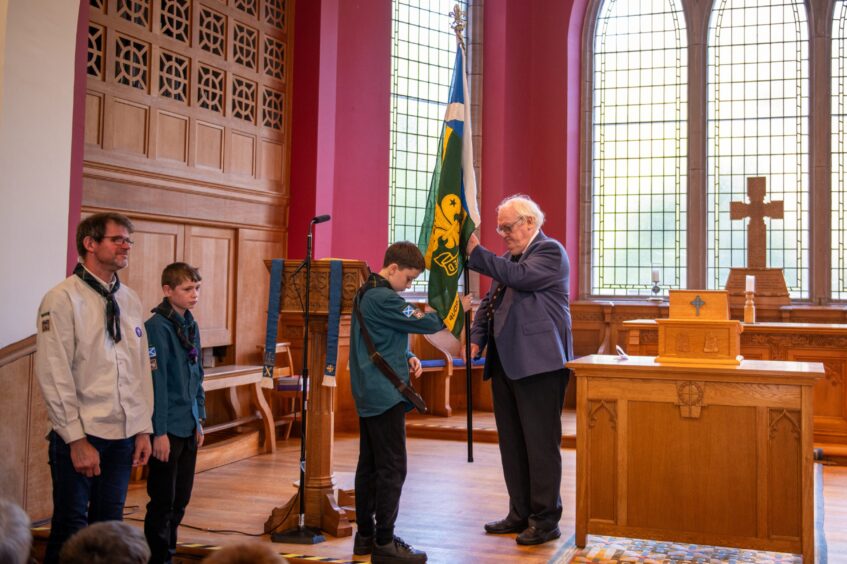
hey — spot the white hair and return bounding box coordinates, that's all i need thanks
[0,498,32,564]
[497,195,545,229]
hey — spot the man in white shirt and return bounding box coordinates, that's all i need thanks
[36,212,154,564]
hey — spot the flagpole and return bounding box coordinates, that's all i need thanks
[450,3,474,464]
[463,268,474,463]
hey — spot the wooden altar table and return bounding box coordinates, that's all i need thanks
[568,354,823,563]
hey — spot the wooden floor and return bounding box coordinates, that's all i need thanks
[118,414,847,564]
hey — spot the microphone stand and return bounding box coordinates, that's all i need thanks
[272,218,325,544]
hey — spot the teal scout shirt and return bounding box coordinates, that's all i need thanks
[350,284,444,418]
[145,311,206,437]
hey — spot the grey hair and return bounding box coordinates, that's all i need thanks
[0,498,32,564]
[497,195,545,229]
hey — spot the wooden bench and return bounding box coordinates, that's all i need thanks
[198,365,276,471]
[411,329,486,416]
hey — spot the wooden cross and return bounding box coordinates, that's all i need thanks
[729,177,783,269]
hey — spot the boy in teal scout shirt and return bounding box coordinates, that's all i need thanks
[350,242,471,563]
[144,262,206,564]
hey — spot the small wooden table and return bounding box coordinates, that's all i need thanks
[568,354,823,562]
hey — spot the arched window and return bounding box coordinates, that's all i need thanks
[590,0,688,297]
[833,1,847,300]
[389,0,468,290]
[706,0,809,298]
[584,0,822,301]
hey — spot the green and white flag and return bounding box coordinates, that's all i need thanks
[418,43,480,338]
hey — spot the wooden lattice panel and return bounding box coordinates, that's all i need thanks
[86,0,292,195]
[160,0,191,44]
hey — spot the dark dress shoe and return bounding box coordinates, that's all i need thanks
[371,536,427,563]
[353,531,373,555]
[515,525,561,545]
[484,518,528,534]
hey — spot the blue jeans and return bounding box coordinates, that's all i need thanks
[45,431,135,564]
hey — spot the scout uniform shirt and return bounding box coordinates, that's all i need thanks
[145,309,206,438]
[35,273,154,443]
[349,277,443,418]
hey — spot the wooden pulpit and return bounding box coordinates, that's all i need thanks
[263,259,368,537]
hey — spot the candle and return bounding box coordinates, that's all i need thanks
[746,275,755,293]
[651,268,660,283]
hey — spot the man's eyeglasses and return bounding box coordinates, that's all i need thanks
[100,236,135,247]
[496,217,525,236]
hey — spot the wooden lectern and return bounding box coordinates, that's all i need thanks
[263,259,368,537]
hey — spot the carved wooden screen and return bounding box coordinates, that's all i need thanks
[85,0,291,200]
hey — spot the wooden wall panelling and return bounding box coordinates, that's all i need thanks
[234,228,286,365]
[0,337,52,521]
[184,225,236,347]
[119,217,184,314]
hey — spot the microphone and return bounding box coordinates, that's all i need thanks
[312,214,331,224]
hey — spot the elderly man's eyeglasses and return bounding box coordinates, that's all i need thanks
[100,236,135,247]
[496,217,525,236]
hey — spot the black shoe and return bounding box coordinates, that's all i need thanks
[515,525,561,545]
[371,536,427,563]
[353,531,373,555]
[484,518,528,534]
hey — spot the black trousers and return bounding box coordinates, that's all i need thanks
[145,434,197,564]
[489,343,568,531]
[355,402,407,543]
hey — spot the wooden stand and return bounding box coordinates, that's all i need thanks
[263,259,367,538]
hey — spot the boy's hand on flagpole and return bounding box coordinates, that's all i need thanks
[466,233,480,256]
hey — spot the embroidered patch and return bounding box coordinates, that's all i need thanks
[412,309,424,319]
[148,346,158,370]
[40,312,50,332]
[402,305,416,318]
[135,327,143,337]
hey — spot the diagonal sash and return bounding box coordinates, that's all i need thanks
[263,258,285,379]
[322,260,343,387]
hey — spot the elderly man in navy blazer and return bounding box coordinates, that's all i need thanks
[467,195,572,546]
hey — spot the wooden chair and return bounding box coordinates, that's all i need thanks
[259,342,304,440]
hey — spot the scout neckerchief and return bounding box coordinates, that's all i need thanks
[353,272,428,414]
[74,263,122,343]
[152,298,198,364]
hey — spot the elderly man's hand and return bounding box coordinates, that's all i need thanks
[466,233,480,256]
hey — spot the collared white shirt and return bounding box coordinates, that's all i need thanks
[516,228,541,256]
[35,272,154,443]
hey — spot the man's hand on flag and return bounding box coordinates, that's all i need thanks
[461,293,473,313]
[466,233,480,256]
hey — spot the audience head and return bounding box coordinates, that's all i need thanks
[0,498,32,564]
[202,540,288,564]
[59,521,150,564]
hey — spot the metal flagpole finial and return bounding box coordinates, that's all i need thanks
[450,4,467,50]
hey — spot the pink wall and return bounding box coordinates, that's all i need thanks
[287,0,588,289]
[67,0,88,274]
[288,0,390,270]
[479,0,586,298]
[287,0,321,260]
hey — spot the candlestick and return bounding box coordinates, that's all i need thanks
[744,290,756,323]
[745,275,755,293]
[651,268,660,283]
